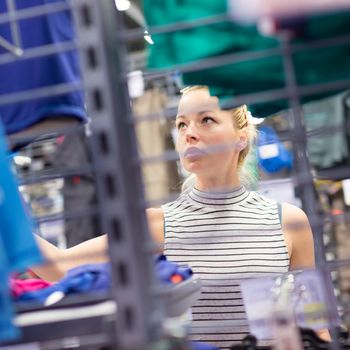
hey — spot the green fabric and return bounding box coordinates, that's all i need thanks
[144,0,350,117]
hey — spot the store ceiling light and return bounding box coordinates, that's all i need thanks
[115,0,130,11]
[144,30,154,45]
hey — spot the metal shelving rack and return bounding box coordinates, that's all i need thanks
[72,1,162,348]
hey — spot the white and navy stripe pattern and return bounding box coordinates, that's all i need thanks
[162,186,290,349]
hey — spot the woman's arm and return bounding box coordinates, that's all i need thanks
[32,208,165,282]
[146,207,165,253]
[33,234,108,281]
[282,202,315,270]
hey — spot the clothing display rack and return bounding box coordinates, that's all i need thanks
[1,0,350,350]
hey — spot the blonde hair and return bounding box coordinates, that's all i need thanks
[180,85,257,191]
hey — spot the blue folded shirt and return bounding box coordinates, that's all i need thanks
[17,256,193,302]
[17,263,111,302]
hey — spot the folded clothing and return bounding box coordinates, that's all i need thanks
[16,263,111,302]
[155,255,193,284]
[16,257,193,303]
[191,341,219,350]
[11,278,52,298]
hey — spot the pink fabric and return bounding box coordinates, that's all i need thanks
[10,278,52,298]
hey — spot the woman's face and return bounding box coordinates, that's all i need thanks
[175,89,241,176]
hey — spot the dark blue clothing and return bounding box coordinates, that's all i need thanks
[18,257,193,302]
[257,125,293,173]
[0,0,86,134]
[17,263,111,302]
[155,255,193,283]
[191,341,219,350]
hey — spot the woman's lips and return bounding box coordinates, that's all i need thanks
[183,147,207,159]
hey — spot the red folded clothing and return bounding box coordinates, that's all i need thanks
[10,278,52,298]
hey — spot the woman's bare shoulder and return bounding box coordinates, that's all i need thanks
[281,202,309,227]
[146,207,164,220]
[281,202,315,270]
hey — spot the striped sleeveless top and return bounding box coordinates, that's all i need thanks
[162,185,290,350]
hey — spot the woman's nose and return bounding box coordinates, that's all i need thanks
[185,123,198,142]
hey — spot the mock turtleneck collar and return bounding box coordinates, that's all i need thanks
[187,185,249,206]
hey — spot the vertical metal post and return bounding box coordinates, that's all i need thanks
[279,32,326,264]
[71,1,163,349]
[280,32,340,348]
[6,0,22,49]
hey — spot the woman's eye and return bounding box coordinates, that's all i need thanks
[202,116,214,124]
[177,122,186,130]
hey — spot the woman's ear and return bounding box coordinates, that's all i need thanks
[237,129,248,151]
[237,139,247,151]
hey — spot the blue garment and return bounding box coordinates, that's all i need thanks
[257,125,293,173]
[0,121,43,340]
[19,258,193,302]
[155,255,193,284]
[17,263,111,302]
[0,246,20,341]
[191,341,219,350]
[0,126,43,271]
[0,0,86,134]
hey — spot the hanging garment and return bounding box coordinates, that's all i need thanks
[0,123,43,274]
[133,88,181,201]
[0,121,43,340]
[0,0,86,134]
[145,0,350,117]
[50,131,99,247]
[303,91,350,169]
[257,125,293,173]
[0,245,19,341]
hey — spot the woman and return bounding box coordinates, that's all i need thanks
[34,85,325,348]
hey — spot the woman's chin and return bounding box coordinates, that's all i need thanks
[183,160,203,172]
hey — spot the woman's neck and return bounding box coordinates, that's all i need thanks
[194,172,241,192]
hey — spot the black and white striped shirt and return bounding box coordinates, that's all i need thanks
[162,185,290,349]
